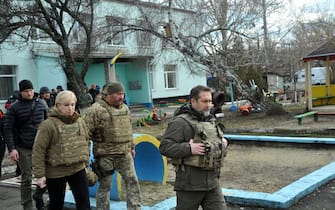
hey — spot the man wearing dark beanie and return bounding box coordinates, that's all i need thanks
[19,80,34,92]
[4,79,47,210]
[85,81,142,210]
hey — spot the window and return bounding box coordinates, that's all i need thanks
[72,13,92,43]
[164,65,177,89]
[106,16,125,46]
[0,66,17,100]
[148,64,155,90]
[136,20,151,47]
[31,27,50,41]
[72,22,86,43]
[31,19,51,42]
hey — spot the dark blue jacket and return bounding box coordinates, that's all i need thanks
[4,94,47,152]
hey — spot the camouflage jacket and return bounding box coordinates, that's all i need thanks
[85,99,134,158]
[32,108,89,179]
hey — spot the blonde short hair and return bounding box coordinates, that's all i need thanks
[55,90,77,105]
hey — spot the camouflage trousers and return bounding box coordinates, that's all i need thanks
[96,153,141,210]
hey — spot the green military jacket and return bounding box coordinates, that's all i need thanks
[160,107,225,191]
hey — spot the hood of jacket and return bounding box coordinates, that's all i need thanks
[174,103,214,122]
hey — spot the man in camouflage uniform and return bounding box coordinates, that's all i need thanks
[159,85,228,210]
[85,82,141,210]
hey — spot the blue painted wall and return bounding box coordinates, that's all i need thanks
[36,55,67,91]
[78,63,106,90]
[116,61,151,106]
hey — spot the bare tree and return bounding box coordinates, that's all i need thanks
[0,0,94,109]
[113,0,286,113]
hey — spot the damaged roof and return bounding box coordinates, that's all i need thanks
[303,37,335,62]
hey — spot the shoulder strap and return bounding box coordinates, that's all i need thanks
[176,114,196,134]
[97,101,113,120]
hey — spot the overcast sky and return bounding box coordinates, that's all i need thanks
[266,0,335,41]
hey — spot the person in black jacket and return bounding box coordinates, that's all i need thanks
[39,86,55,108]
[0,109,5,179]
[4,80,48,210]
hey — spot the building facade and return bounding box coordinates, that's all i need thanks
[0,0,207,109]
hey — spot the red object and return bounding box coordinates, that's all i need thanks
[4,102,11,109]
[239,105,252,116]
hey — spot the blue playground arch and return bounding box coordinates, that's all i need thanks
[88,134,168,200]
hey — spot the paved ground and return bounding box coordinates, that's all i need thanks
[0,180,334,210]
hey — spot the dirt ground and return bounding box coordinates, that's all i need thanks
[132,104,335,206]
[2,104,335,208]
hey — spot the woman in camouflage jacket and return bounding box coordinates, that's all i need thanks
[32,90,91,210]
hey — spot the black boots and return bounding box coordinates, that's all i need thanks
[33,193,44,210]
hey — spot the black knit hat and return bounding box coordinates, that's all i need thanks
[39,86,50,94]
[106,82,124,95]
[19,80,34,92]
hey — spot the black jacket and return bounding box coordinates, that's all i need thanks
[4,93,47,152]
[0,115,4,138]
[0,115,4,144]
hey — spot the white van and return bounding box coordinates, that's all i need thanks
[295,67,327,91]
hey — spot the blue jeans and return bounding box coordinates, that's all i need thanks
[46,169,91,210]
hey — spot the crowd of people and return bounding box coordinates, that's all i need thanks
[0,80,229,210]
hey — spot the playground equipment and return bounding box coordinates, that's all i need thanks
[239,105,252,116]
[228,82,237,112]
[137,108,167,127]
[211,91,225,116]
[88,134,168,201]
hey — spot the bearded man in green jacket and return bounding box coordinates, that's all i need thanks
[159,85,228,210]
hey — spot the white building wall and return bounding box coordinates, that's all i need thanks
[94,0,207,99]
[0,43,39,109]
[0,43,38,85]
[150,49,207,99]
[35,55,67,91]
[0,0,208,109]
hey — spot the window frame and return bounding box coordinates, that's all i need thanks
[0,65,17,101]
[31,18,52,42]
[148,64,155,90]
[106,16,125,46]
[164,64,177,89]
[136,20,152,47]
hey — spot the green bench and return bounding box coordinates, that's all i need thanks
[294,111,318,125]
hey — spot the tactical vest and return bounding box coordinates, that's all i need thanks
[172,114,227,170]
[47,117,89,167]
[94,102,133,156]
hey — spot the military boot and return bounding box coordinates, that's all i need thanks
[33,193,44,210]
[23,202,33,210]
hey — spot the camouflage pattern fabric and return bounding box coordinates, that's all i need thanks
[47,117,89,166]
[84,100,133,157]
[96,153,141,210]
[86,168,98,186]
[172,114,226,170]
